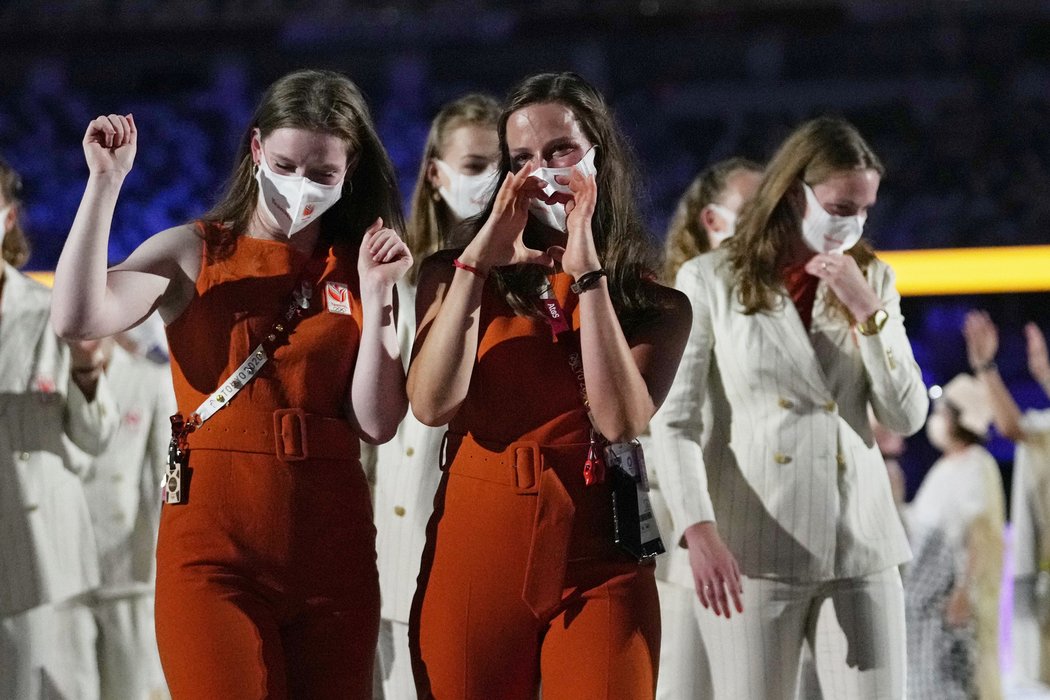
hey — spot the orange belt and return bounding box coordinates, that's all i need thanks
[442,432,587,620]
[187,407,361,462]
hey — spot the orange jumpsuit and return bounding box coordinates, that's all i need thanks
[155,234,379,699]
[410,265,661,700]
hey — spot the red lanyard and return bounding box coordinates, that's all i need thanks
[536,289,605,486]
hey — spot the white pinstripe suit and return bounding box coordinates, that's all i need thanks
[75,345,174,699]
[650,248,928,699]
[365,278,446,700]
[0,264,119,699]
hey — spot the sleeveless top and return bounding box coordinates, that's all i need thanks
[449,268,591,447]
[165,232,363,426]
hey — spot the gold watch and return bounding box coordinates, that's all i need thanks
[857,308,889,336]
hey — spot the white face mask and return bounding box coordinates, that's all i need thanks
[800,183,866,254]
[0,205,10,235]
[255,149,345,238]
[706,203,737,244]
[435,160,497,221]
[925,411,951,452]
[527,147,598,232]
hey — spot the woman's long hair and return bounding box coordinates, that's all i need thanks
[0,158,29,268]
[663,157,762,283]
[405,93,499,283]
[469,72,661,327]
[200,69,404,257]
[725,116,883,318]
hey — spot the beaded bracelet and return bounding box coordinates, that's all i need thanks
[453,258,486,279]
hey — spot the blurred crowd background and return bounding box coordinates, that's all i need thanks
[0,0,1047,497]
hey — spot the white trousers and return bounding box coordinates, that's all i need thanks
[376,618,415,700]
[696,569,906,700]
[655,579,713,699]
[1,600,99,700]
[90,594,168,700]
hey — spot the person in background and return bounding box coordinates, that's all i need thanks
[71,314,174,700]
[963,310,1050,688]
[648,156,761,700]
[369,93,499,700]
[662,157,763,284]
[652,117,928,700]
[0,157,118,699]
[903,373,1004,700]
[408,71,691,699]
[50,69,411,698]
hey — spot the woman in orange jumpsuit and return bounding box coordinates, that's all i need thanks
[51,69,411,699]
[408,72,692,699]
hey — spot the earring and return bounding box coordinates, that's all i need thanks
[431,190,441,202]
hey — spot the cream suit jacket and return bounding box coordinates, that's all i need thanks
[363,279,446,624]
[651,249,928,581]
[75,345,175,598]
[0,265,118,615]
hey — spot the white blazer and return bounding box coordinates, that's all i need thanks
[1011,409,1050,579]
[0,265,118,616]
[651,249,928,582]
[364,279,446,624]
[75,345,175,598]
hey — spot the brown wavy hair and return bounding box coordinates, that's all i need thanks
[725,116,883,319]
[467,72,661,328]
[405,94,500,283]
[0,158,29,268]
[200,69,404,258]
[662,157,762,283]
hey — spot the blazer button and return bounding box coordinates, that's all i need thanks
[19,451,30,461]
[824,401,837,412]
[394,506,406,517]
[405,447,415,457]
[836,452,847,468]
[773,452,792,465]
[777,398,795,409]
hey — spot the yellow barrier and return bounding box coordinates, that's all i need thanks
[22,245,1050,296]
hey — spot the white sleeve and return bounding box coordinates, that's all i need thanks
[858,262,929,437]
[650,260,717,547]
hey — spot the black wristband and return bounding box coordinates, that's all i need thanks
[972,359,998,374]
[570,269,608,294]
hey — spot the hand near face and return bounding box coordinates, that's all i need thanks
[358,218,412,289]
[546,168,601,280]
[804,253,881,322]
[1026,322,1050,385]
[459,164,553,274]
[83,114,137,176]
[962,310,999,369]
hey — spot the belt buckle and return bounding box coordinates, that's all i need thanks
[511,440,542,494]
[274,408,308,462]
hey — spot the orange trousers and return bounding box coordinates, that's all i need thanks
[410,434,660,699]
[155,446,379,699]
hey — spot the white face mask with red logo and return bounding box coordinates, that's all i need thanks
[255,150,345,238]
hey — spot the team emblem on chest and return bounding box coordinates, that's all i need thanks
[325,281,352,315]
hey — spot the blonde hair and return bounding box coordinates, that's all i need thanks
[405,94,500,283]
[0,159,29,268]
[725,117,883,318]
[663,157,761,283]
